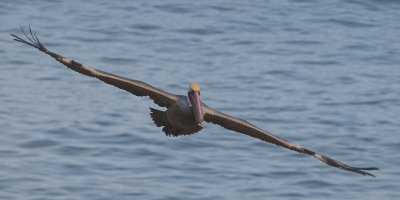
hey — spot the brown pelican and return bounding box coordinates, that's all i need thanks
[11,27,378,177]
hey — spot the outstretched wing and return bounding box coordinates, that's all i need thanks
[203,106,379,177]
[11,27,179,107]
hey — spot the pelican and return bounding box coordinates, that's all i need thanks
[11,27,378,177]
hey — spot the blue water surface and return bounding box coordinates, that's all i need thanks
[1,0,399,199]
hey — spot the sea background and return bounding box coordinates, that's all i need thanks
[1,0,399,199]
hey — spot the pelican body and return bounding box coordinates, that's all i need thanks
[11,27,378,177]
[151,93,204,136]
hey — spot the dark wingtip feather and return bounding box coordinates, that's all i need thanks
[10,25,48,52]
[358,169,376,177]
[313,153,378,178]
[351,166,379,177]
[362,167,379,170]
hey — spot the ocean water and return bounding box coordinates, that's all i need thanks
[1,0,399,199]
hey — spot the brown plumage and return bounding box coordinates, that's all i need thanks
[11,27,378,177]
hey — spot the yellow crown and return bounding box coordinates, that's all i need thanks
[188,82,201,92]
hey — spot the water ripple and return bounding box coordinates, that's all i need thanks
[281,40,324,46]
[154,4,195,14]
[294,179,335,188]
[55,145,93,156]
[293,60,342,66]
[310,18,377,28]
[19,139,60,149]
[99,57,138,65]
[173,28,225,35]
[129,23,162,31]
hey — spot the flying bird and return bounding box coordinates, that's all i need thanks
[11,27,378,177]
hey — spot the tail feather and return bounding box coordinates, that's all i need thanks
[149,107,167,127]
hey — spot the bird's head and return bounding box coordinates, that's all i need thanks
[188,82,201,93]
[187,82,204,126]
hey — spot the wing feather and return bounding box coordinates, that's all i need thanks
[204,106,378,177]
[11,27,178,107]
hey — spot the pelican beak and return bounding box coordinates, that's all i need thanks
[188,91,204,126]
